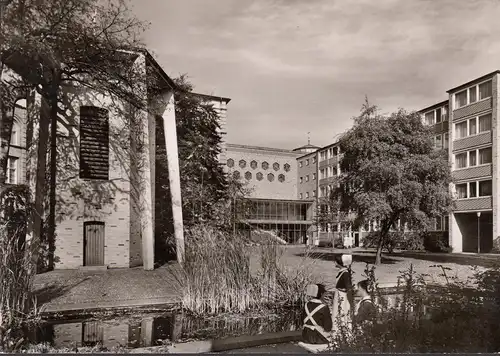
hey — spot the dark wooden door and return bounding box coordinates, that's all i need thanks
[84,222,105,266]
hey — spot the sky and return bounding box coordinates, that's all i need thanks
[130,0,500,150]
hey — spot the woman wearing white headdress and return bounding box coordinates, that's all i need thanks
[332,254,353,327]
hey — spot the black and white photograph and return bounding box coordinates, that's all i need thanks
[1,0,500,353]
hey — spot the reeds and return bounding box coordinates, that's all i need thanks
[177,225,316,315]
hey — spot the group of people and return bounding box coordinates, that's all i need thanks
[302,254,378,345]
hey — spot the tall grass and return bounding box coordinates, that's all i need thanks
[0,186,37,352]
[177,225,316,315]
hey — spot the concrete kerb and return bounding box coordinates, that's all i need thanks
[130,331,303,354]
[39,299,182,319]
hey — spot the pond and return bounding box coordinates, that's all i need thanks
[23,288,432,350]
[24,308,303,349]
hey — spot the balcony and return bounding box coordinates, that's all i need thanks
[454,196,492,211]
[453,98,492,121]
[453,131,492,151]
[452,164,492,181]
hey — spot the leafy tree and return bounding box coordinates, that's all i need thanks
[335,99,452,265]
[0,0,149,268]
[155,76,235,260]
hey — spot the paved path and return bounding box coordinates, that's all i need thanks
[33,263,183,314]
[33,246,499,314]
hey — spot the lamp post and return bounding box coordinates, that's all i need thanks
[477,212,481,254]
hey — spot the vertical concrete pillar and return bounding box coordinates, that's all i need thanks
[133,54,155,271]
[140,317,154,347]
[450,212,463,252]
[162,91,185,264]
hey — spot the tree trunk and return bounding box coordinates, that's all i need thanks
[375,222,391,265]
[31,95,51,271]
[47,86,59,270]
[375,233,384,265]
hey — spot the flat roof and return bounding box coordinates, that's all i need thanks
[226,143,302,155]
[245,197,315,204]
[192,92,231,103]
[446,70,500,93]
[418,99,449,113]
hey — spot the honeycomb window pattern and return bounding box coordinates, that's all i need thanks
[284,163,290,172]
[250,160,258,169]
[239,160,246,169]
[256,172,263,181]
[278,174,285,183]
[267,173,275,182]
[233,171,240,179]
[227,158,234,168]
[262,161,269,170]
[245,171,252,180]
[273,162,279,171]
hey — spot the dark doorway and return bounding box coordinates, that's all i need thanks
[83,222,105,266]
[354,233,360,247]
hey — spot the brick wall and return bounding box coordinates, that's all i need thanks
[51,87,132,269]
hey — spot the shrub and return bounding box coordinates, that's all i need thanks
[176,225,316,315]
[363,231,424,253]
[328,264,500,353]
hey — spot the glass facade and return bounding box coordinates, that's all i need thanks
[235,198,314,244]
[236,199,313,222]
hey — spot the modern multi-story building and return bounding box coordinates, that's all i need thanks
[224,143,316,243]
[445,72,496,253]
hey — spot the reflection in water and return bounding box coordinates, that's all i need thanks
[25,309,303,349]
[25,291,430,350]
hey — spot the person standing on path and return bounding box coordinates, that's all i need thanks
[332,254,354,326]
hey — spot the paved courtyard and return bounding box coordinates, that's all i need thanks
[33,246,499,313]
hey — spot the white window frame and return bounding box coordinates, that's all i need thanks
[453,79,492,110]
[453,113,492,141]
[313,173,316,180]
[300,177,303,184]
[455,179,493,200]
[6,156,18,184]
[306,175,309,182]
[10,122,20,146]
[453,145,492,170]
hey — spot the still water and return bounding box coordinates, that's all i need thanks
[24,309,303,349]
[24,290,430,350]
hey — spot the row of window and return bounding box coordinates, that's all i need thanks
[299,191,316,200]
[299,173,317,184]
[320,165,338,179]
[454,113,492,140]
[455,179,492,199]
[298,157,316,168]
[227,159,291,172]
[319,146,339,162]
[424,105,449,126]
[232,170,285,183]
[455,147,492,169]
[318,216,449,233]
[454,80,492,109]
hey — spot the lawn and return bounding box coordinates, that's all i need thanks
[33,246,497,313]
